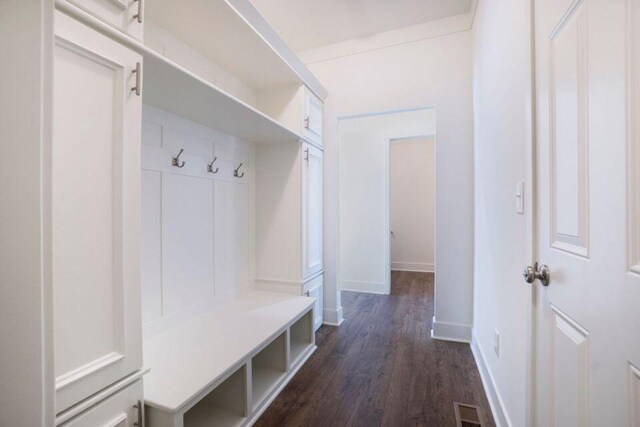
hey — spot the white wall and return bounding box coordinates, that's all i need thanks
[471,1,531,426]
[304,22,474,337]
[390,136,435,273]
[339,109,435,294]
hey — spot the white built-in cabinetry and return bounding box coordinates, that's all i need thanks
[50,0,325,425]
[53,10,145,419]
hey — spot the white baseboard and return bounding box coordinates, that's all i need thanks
[430,316,472,343]
[471,334,511,427]
[323,306,344,326]
[340,279,388,294]
[391,262,434,273]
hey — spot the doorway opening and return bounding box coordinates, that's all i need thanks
[389,136,435,276]
[337,107,436,296]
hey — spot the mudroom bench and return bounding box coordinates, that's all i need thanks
[143,292,316,427]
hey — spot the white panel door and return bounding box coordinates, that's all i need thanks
[53,12,142,413]
[65,0,144,40]
[533,0,640,425]
[302,143,323,279]
[302,88,323,145]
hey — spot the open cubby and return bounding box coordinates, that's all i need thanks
[251,332,287,409]
[289,310,314,366]
[183,365,247,427]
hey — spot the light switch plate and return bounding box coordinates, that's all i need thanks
[494,328,500,357]
[516,181,524,214]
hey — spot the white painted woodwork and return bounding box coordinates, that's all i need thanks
[59,380,143,427]
[183,365,248,427]
[0,2,54,425]
[255,143,303,283]
[251,332,287,408]
[302,88,323,145]
[302,274,324,331]
[289,310,314,366]
[143,292,315,426]
[630,0,640,276]
[53,11,142,413]
[140,106,254,337]
[549,0,589,256]
[161,173,215,315]
[214,180,251,298]
[144,19,258,107]
[631,363,640,427]
[65,0,144,41]
[302,143,323,278]
[142,52,300,144]
[534,0,640,424]
[144,0,298,89]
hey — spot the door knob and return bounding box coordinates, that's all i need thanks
[523,262,550,286]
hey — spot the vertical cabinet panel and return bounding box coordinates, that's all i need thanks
[161,174,215,315]
[53,12,142,413]
[302,88,323,145]
[66,0,144,41]
[214,180,250,296]
[302,143,323,278]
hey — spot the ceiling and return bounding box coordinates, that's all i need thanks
[250,0,473,52]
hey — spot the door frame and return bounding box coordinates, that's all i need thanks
[525,0,537,425]
[336,106,436,296]
[387,134,437,294]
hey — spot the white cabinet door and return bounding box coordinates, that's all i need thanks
[60,381,144,427]
[65,0,144,40]
[53,12,143,413]
[302,88,323,145]
[301,143,323,279]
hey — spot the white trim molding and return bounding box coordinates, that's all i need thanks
[391,262,434,273]
[471,334,512,427]
[322,307,344,326]
[431,317,472,343]
[298,3,478,65]
[340,279,388,295]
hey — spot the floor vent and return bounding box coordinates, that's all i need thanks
[454,402,484,427]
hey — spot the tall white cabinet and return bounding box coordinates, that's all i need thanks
[46,0,326,425]
[53,10,145,420]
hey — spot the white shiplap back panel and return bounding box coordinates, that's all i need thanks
[141,106,254,338]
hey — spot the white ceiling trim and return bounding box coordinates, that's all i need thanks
[298,2,478,65]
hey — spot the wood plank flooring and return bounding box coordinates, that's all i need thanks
[255,271,495,427]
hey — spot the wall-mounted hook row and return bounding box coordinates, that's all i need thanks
[207,157,219,174]
[172,148,186,168]
[234,163,245,178]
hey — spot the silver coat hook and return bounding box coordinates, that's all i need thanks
[207,156,219,174]
[172,148,185,168]
[234,162,245,178]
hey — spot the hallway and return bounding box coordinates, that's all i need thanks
[256,271,495,426]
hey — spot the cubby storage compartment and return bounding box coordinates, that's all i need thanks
[251,332,287,408]
[184,365,248,427]
[289,310,314,367]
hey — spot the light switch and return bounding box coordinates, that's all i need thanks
[516,181,524,214]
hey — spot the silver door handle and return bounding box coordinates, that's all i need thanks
[523,262,550,286]
[133,400,143,426]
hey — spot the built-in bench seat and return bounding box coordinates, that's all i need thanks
[143,291,316,427]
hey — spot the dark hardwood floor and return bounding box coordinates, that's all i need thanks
[255,271,495,427]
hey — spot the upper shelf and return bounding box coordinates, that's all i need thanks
[143,50,301,144]
[144,0,327,100]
